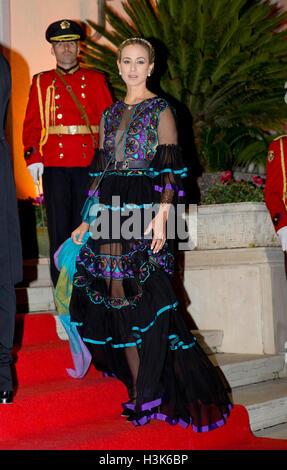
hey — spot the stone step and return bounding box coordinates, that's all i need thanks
[192,329,223,354]
[16,287,55,313]
[211,353,286,388]
[16,259,54,312]
[215,353,287,432]
[232,377,287,431]
[21,258,52,287]
[254,421,287,439]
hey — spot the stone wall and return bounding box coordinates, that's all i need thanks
[182,247,287,354]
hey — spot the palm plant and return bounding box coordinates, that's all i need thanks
[81,0,287,173]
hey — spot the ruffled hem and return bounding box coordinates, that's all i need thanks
[121,397,233,432]
[123,397,162,411]
[72,300,196,351]
[132,405,233,432]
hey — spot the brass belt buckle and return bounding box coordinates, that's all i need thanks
[68,125,78,135]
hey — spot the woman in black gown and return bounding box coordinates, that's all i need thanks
[68,37,232,430]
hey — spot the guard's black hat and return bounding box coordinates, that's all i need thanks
[45,19,85,43]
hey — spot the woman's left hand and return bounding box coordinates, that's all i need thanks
[71,222,89,245]
[144,212,167,254]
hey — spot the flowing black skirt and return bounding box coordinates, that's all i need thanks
[69,171,232,431]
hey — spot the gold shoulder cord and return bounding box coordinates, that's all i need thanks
[36,73,46,154]
[274,134,287,141]
[36,73,55,152]
[280,138,287,211]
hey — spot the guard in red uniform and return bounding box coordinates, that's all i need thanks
[23,19,113,286]
[265,135,287,250]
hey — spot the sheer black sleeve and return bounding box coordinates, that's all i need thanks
[87,115,107,197]
[81,116,107,223]
[150,106,187,205]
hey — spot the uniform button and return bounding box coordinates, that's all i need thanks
[59,153,64,158]
[56,105,60,109]
[81,84,86,89]
[57,113,63,119]
[81,93,86,98]
[82,143,87,147]
[55,94,60,99]
[81,75,85,80]
[59,143,63,148]
[82,153,86,157]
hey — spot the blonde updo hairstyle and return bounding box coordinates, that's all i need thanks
[118,37,155,65]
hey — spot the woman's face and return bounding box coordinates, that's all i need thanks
[117,44,153,87]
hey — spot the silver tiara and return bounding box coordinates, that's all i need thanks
[120,37,153,50]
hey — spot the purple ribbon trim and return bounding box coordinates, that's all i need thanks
[88,190,100,196]
[131,404,233,432]
[102,371,117,378]
[134,415,149,426]
[123,397,162,411]
[154,184,178,192]
[154,185,185,197]
[141,397,162,411]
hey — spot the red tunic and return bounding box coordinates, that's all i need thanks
[22,65,113,167]
[264,135,287,231]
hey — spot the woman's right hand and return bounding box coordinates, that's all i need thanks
[71,222,89,245]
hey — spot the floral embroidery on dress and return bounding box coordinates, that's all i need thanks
[74,239,174,284]
[102,98,168,163]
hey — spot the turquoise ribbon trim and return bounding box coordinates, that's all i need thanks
[131,301,178,334]
[93,202,154,212]
[169,334,197,350]
[148,167,188,177]
[73,301,184,349]
[89,167,188,178]
[83,336,143,348]
[81,198,154,215]
[71,302,197,351]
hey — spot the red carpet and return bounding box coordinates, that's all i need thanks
[0,313,286,450]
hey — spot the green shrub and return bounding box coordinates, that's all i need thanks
[201,180,265,204]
